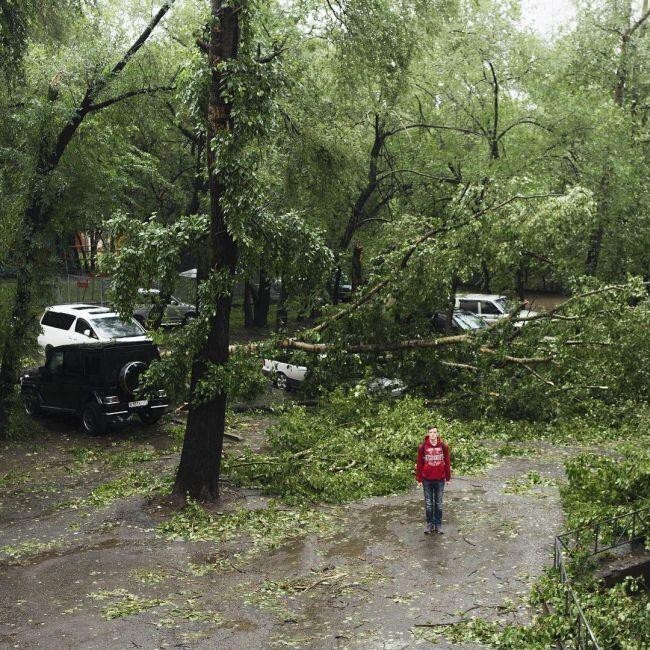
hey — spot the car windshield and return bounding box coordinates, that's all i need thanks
[92,317,144,338]
[495,298,516,314]
[454,312,487,330]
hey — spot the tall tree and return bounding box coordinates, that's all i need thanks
[0,1,176,429]
[173,0,241,500]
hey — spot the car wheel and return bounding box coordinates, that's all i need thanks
[137,409,163,426]
[183,313,197,326]
[275,372,289,391]
[23,389,42,418]
[81,403,107,436]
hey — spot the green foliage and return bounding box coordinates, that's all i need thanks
[68,444,159,468]
[65,470,173,509]
[90,589,166,620]
[130,569,168,585]
[503,471,556,496]
[444,430,650,648]
[158,499,335,549]
[561,439,650,532]
[194,352,269,405]
[223,391,492,504]
[103,212,209,321]
[0,537,64,562]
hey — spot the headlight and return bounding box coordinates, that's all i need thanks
[102,396,119,405]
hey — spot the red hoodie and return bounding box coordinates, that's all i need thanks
[416,436,451,482]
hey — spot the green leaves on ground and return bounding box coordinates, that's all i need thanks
[158,499,335,549]
[223,391,492,504]
[66,470,173,509]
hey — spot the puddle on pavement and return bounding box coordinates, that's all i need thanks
[324,502,421,560]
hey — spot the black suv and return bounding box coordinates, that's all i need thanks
[20,341,168,434]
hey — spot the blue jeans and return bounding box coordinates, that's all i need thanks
[422,479,445,527]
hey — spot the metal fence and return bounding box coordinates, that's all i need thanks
[553,505,650,649]
[49,274,200,308]
[55,274,111,305]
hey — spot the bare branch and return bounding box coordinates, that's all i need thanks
[496,118,549,142]
[385,123,482,139]
[624,7,650,40]
[109,2,175,78]
[376,169,462,185]
[86,85,174,112]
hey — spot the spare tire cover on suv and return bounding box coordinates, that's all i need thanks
[119,361,147,396]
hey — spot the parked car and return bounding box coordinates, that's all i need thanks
[133,289,197,327]
[454,293,538,326]
[337,283,353,302]
[37,304,150,352]
[432,309,488,333]
[262,355,406,396]
[365,377,407,397]
[20,341,168,434]
[262,357,308,391]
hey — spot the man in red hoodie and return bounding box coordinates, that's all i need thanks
[416,425,451,534]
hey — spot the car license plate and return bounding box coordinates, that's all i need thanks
[128,400,148,408]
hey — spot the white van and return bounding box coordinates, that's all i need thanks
[37,304,150,352]
[454,294,538,325]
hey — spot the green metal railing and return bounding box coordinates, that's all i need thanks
[553,505,649,649]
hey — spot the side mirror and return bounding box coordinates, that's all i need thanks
[83,329,92,337]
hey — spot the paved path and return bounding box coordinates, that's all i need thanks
[0,431,570,649]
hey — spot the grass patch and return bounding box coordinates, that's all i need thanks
[159,602,222,627]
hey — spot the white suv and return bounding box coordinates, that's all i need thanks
[37,304,150,352]
[455,293,538,326]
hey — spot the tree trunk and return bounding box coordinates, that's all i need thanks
[331,266,342,304]
[480,261,491,292]
[243,281,255,327]
[514,264,525,302]
[186,139,205,216]
[253,267,270,327]
[173,0,240,500]
[0,221,45,430]
[585,225,604,276]
[148,286,173,330]
[276,280,288,328]
[351,242,363,291]
[445,274,459,333]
